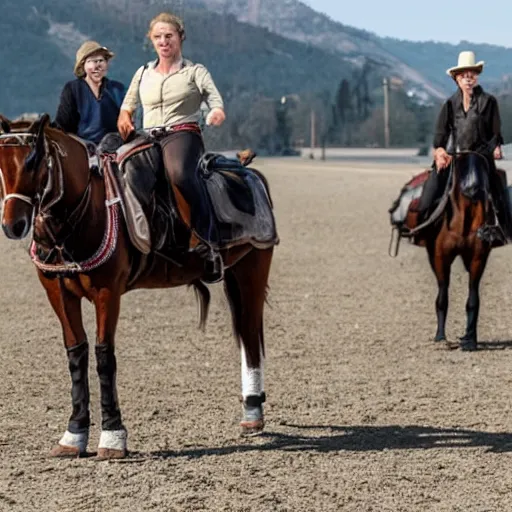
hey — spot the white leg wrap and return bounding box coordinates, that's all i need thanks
[241,345,264,398]
[59,430,89,453]
[98,429,127,451]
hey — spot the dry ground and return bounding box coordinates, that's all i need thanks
[2,156,512,511]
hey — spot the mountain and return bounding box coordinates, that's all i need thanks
[202,0,512,99]
[0,0,358,118]
[3,0,512,148]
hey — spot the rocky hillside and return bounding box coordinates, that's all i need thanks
[2,0,512,119]
[203,0,512,99]
[0,0,356,117]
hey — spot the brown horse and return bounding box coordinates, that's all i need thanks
[405,152,500,351]
[0,114,274,458]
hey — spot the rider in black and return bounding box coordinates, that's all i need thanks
[418,51,511,239]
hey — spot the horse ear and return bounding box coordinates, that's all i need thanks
[29,113,50,135]
[25,114,50,172]
[0,115,11,134]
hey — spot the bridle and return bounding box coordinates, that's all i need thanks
[1,126,122,274]
[0,133,37,208]
[0,130,92,252]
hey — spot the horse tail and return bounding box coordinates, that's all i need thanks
[191,280,210,331]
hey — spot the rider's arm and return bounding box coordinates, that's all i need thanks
[55,82,79,134]
[120,66,145,116]
[118,67,145,138]
[432,101,451,151]
[194,65,224,111]
[194,65,225,126]
[490,96,504,147]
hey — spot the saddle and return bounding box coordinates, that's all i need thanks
[389,157,511,251]
[389,169,432,245]
[96,133,278,260]
[197,152,278,249]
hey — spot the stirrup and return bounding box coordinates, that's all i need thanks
[201,249,224,284]
[476,224,506,244]
[388,226,402,257]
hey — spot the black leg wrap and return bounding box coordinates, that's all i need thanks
[244,393,266,407]
[66,341,90,433]
[95,344,123,430]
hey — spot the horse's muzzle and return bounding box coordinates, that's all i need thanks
[2,216,30,239]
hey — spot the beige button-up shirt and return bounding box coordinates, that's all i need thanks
[121,59,224,129]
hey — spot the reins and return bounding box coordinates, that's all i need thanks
[1,129,121,274]
[30,133,121,274]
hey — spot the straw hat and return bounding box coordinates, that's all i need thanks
[446,51,484,78]
[74,41,115,78]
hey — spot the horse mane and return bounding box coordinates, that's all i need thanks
[455,152,490,201]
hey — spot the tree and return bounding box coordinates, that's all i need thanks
[335,79,352,145]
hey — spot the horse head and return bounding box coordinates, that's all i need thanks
[0,114,51,240]
[454,151,490,202]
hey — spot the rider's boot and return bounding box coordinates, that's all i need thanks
[193,240,224,284]
[203,250,224,284]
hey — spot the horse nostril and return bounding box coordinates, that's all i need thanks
[12,219,28,239]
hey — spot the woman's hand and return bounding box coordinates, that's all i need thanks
[205,108,226,127]
[434,147,452,172]
[494,145,503,160]
[117,110,135,140]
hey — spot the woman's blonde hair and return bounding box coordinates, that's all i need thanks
[147,12,186,41]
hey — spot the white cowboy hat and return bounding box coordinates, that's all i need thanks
[446,51,484,77]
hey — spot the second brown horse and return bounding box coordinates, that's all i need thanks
[404,152,503,351]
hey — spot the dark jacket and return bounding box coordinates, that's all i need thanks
[55,78,126,144]
[433,86,503,155]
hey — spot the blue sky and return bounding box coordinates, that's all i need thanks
[305,0,512,48]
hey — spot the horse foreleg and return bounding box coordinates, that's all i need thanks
[460,250,490,351]
[427,244,454,342]
[39,275,90,457]
[224,248,273,436]
[94,288,127,458]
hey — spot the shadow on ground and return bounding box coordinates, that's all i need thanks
[119,424,512,461]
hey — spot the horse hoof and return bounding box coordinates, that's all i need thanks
[49,444,82,458]
[97,447,127,460]
[240,419,265,437]
[459,337,477,351]
[434,335,446,342]
[98,428,127,458]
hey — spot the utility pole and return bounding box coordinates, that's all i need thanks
[383,77,390,148]
[309,109,316,159]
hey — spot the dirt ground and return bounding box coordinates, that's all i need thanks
[2,156,512,511]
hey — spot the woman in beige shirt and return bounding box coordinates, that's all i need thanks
[117,12,226,281]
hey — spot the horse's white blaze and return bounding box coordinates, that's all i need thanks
[99,429,127,451]
[241,344,264,398]
[59,430,89,453]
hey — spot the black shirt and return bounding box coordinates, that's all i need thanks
[433,86,503,155]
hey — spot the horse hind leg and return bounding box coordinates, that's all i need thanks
[223,248,273,436]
